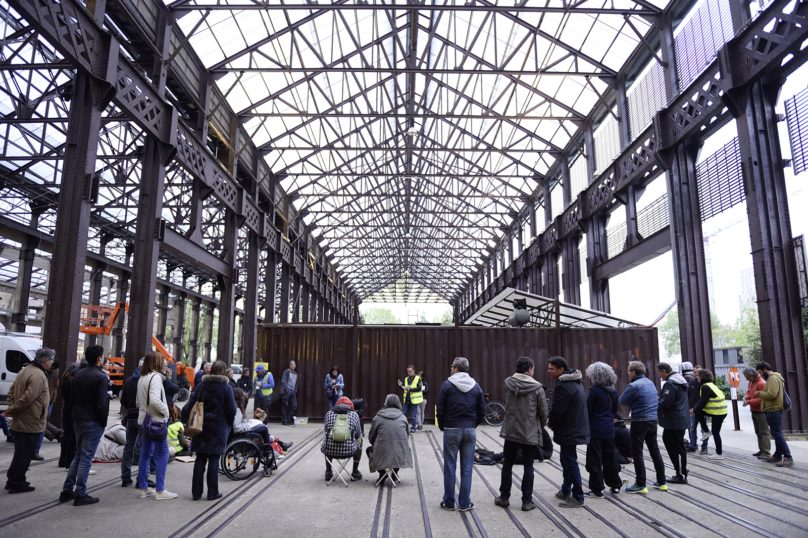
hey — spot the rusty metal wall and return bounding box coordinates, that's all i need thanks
[258,325,658,421]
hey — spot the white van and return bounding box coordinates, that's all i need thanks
[0,333,44,402]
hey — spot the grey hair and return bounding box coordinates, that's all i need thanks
[34,348,55,364]
[383,394,402,411]
[452,357,469,373]
[585,362,617,387]
[628,361,646,375]
[138,357,145,367]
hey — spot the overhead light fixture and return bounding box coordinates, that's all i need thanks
[406,127,418,136]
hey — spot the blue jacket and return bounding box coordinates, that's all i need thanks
[618,374,658,421]
[436,373,486,430]
[324,373,344,398]
[587,385,618,440]
[181,374,237,455]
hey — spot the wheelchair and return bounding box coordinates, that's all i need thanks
[220,431,278,481]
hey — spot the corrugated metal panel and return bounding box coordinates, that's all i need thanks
[258,325,658,421]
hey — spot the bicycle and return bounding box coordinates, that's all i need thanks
[482,393,506,427]
[220,432,278,480]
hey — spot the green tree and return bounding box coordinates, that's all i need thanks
[658,308,736,358]
[729,305,763,366]
[361,307,402,325]
[433,309,454,323]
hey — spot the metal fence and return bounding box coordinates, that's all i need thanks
[785,86,808,175]
[674,0,736,89]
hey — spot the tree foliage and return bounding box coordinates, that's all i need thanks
[361,307,402,325]
[728,305,763,366]
[658,307,760,363]
[659,309,681,358]
[433,309,454,323]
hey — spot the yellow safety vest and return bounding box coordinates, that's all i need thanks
[254,372,274,397]
[701,382,728,415]
[167,422,183,449]
[405,375,423,404]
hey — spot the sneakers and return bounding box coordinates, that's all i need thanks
[458,503,474,512]
[625,484,648,494]
[700,430,712,442]
[584,491,604,499]
[757,454,771,460]
[7,485,35,494]
[522,502,537,511]
[685,447,696,453]
[609,487,621,495]
[59,491,76,503]
[752,451,763,457]
[653,482,668,491]
[669,474,688,485]
[765,456,782,463]
[440,501,455,511]
[73,494,99,506]
[700,448,709,455]
[121,479,133,488]
[494,496,510,508]
[324,471,333,482]
[351,470,363,481]
[554,489,571,500]
[88,470,96,475]
[776,458,795,468]
[32,454,44,461]
[154,490,178,500]
[139,488,156,498]
[708,454,725,461]
[558,497,585,508]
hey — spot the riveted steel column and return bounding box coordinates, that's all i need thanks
[242,230,260,372]
[156,284,169,345]
[279,261,290,323]
[217,209,238,365]
[204,305,214,363]
[542,252,559,299]
[292,272,301,322]
[172,292,187,364]
[586,213,610,312]
[561,236,581,306]
[9,209,42,332]
[188,297,201,366]
[264,252,278,324]
[302,282,310,322]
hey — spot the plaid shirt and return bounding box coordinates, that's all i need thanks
[320,408,361,458]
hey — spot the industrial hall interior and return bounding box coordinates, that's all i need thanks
[1,0,808,535]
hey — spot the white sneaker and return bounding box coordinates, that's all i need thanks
[708,454,724,460]
[88,470,97,475]
[154,490,178,500]
[139,488,156,498]
[700,430,712,442]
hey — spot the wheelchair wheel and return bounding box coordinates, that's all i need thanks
[176,388,189,402]
[223,439,262,480]
[484,400,506,427]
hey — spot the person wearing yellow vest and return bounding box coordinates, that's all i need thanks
[253,365,274,424]
[167,405,189,457]
[692,369,727,461]
[397,365,423,433]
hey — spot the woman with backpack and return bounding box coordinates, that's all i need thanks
[321,396,363,482]
[181,360,237,500]
[324,366,344,410]
[415,371,429,430]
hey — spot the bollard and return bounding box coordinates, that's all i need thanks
[731,387,741,431]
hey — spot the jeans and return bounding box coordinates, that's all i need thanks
[585,438,622,493]
[402,402,418,432]
[765,411,792,459]
[192,452,220,499]
[0,415,12,439]
[751,411,772,456]
[327,395,338,410]
[138,431,169,492]
[281,390,297,425]
[34,403,54,454]
[661,428,688,476]
[121,420,140,481]
[63,421,104,496]
[252,424,271,445]
[559,445,584,502]
[254,393,271,422]
[688,415,708,451]
[443,428,476,509]
[6,430,38,489]
[499,440,537,503]
[416,400,427,428]
[629,421,666,487]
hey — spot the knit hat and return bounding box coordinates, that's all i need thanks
[681,361,693,373]
[335,396,354,409]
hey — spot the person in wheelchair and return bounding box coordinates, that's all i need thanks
[231,388,293,453]
[368,394,413,485]
[321,396,363,482]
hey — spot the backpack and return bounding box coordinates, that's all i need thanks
[422,381,429,395]
[783,386,792,412]
[330,413,351,442]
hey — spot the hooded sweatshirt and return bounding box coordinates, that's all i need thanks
[658,373,690,430]
[587,382,618,440]
[436,372,486,430]
[499,373,547,446]
[547,370,590,446]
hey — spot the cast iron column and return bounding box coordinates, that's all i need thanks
[217,209,238,364]
[292,272,301,322]
[172,292,186,364]
[264,251,278,324]
[9,210,42,332]
[203,305,214,363]
[561,236,581,306]
[242,230,260,372]
[279,261,291,323]
[586,213,610,312]
[188,297,201,365]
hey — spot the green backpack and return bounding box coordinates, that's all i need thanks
[330,413,351,442]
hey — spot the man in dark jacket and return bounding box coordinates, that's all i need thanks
[657,363,690,484]
[280,360,299,426]
[547,356,589,508]
[683,362,708,453]
[436,357,486,511]
[613,413,632,465]
[584,362,622,499]
[618,361,667,494]
[119,362,141,487]
[495,356,547,512]
[60,345,109,506]
[237,368,252,398]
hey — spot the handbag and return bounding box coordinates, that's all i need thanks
[326,387,335,399]
[185,386,205,438]
[142,375,168,442]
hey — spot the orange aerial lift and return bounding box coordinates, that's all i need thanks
[79,302,195,392]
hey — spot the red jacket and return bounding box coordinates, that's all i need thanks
[744,374,767,412]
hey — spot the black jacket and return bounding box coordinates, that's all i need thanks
[614,419,632,459]
[163,378,180,409]
[436,374,486,430]
[237,375,252,395]
[181,374,237,455]
[685,371,700,409]
[70,365,110,428]
[658,373,690,430]
[547,369,590,446]
[120,369,141,420]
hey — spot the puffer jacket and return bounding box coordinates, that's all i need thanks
[618,374,658,421]
[587,384,618,440]
[5,361,50,433]
[547,370,590,446]
[181,374,237,454]
[499,373,547,446]
[136,371,170,425]
[658,373,690,430]
[368,407,413,472]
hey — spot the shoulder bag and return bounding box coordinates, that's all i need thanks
[142,375,168,442]
[185,385,205,437]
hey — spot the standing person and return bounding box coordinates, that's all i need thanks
[618,361,667,494]
[742,367,771,459]
[237,368,252,399]
[120,359,154,488]
[494,356,547,511]
[547,356,589,508]
[252,365,274,422]
[58,363,81,470]
[226,368,238,389]
[755,362,794,467]
[683,363,708,454]
[33,359,61,460]
[692,370,727,461]
[436,357,486,512]
[60,346,109,506]
[324,366,344,410]
[280,360,299,426]
[415,371,429,430]
[583,362,622,499]
[136,352,177,501]
[182,360,237,500]
[656,363,690,485]
[398,365,423,434]
[3,348,53,494]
